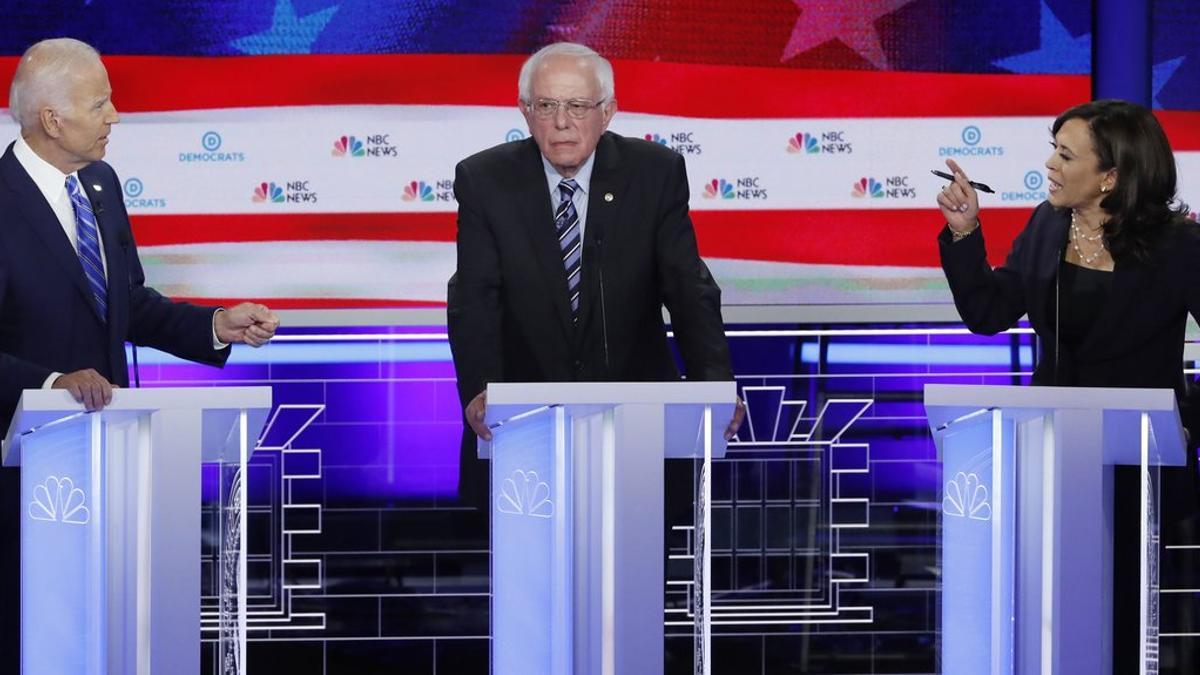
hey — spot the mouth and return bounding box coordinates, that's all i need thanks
[1047,178,1062,193]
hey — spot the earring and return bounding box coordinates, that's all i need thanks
[1100,185,1110,193]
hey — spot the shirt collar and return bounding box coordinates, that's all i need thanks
[541,151,595,198]
[13,135,81,202]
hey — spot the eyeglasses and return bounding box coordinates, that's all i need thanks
[525,98,606,120]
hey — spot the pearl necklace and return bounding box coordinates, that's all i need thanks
[1069,210,1108,266]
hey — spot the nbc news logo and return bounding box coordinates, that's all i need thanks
[643,131,702,155]
[402,180,454,203]
[787,131,853,155]
[702,178,767,201]
[852,176,916,200]
[252,180,318,204]
[332,133,398,158]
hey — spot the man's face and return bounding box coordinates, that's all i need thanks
[49,61,119,171]
[521,55,615,178]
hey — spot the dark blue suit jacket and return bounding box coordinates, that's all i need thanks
[0,143,229,428]
[0,141,229,668]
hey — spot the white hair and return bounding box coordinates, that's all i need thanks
[8,38,102,130]
[518,42,614,103]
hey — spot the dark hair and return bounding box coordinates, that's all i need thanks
[1052,99,1191,262]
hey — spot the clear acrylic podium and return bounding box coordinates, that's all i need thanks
[1,386,271,675]
[924,384,1187,675]
[481,381,735,675]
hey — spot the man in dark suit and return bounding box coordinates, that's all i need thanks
[447,42,743,501]
[0,38,279,669]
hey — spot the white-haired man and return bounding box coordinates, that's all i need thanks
[0,38,279,668]
[447,42,743,502]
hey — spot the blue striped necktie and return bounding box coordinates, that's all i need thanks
[554,179,582,322]
[65,176,107,322]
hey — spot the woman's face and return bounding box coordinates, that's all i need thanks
[1044,117,1116,214]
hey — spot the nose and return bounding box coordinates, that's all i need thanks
[107,102,120,125]
[553,106,571,129]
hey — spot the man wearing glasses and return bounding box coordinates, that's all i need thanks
[448,42,742,503]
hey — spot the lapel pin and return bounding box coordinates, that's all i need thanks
[92,184,102,192]
[603,192,614,202]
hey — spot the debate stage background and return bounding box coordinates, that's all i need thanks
[2,1,1200,672]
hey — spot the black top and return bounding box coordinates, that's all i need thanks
[1054,261,1114,353]
[937,202,1200,436]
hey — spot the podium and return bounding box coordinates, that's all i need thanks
[1,386,272,675]
[481,381,735,675]
[923,384,1187,675]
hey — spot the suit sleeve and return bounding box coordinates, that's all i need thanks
[106,166,228,368]
[938,204,1045,336]
[654,153,733,381]
[447,160,504,407]
[0,263,55,412]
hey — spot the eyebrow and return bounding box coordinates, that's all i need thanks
[1056,141,1075,156]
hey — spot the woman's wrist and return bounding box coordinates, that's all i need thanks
[949,220,980,241]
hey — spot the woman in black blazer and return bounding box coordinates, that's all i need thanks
[936,98,1199,671]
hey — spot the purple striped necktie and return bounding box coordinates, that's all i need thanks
[65,175,107,322]
[555,179,582,322]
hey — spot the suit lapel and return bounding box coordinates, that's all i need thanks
[515,140,574,339]
[578,133,631,332]
[0,145,96,310]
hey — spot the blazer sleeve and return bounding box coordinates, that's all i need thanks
[938,204,1046,336]
[654,152,733,381]
[447,159,504,407]
[0,264,55,411]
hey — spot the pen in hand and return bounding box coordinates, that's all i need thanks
[931,169,994,194]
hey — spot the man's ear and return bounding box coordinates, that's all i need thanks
[39,107,61,139]
[600,99,617,130]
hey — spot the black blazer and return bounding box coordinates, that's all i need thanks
[446,133,733,501]
[0,143,229,431]
[939,200,1200,433]
[447,132,733,406]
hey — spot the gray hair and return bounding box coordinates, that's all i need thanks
[518,42,614,103]
[8,38,102,130]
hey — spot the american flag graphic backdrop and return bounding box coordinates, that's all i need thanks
[1,0,1197,312]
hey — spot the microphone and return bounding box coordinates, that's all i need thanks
[118,228,140,388]
[585,227,609,374]
[594,234,611,377]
